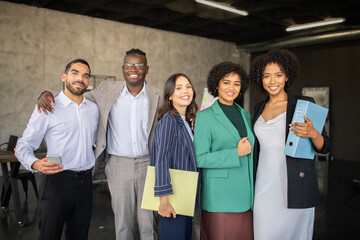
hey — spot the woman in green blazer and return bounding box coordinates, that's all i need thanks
[194,62,254,240]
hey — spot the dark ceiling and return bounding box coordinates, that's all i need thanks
[5,0,360,46]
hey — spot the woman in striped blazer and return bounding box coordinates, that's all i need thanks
[150,73,198,240]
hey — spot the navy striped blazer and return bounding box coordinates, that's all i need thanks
[150,111,197,197]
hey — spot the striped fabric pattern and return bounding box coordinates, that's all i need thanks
[150,112,197,197]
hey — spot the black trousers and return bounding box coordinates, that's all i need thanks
[38,170,93,240]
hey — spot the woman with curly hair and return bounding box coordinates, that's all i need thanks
[150,73,198,240]
[194,62,254,240]
[249,49,331,240]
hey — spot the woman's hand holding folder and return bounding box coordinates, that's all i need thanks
[158,196,177,218]
[289,115,325,151]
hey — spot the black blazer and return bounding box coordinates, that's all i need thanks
[252,92,331,208]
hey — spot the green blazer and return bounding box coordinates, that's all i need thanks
[194,100,254,212]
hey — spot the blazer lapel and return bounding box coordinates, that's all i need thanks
[212,101,240,141]
[147,84,160,137]
[176,114,197,170]
[102,81,124,131]
[252,97,268,127]
[286,92,297,142]
[237,105,254,145]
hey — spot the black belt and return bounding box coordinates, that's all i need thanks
[62,168,92,177]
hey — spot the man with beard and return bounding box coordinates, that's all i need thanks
[16,59,99,240]
[37,49,162,240]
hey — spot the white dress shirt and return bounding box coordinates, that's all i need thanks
[107,83,149,158]
[15,91,99,172]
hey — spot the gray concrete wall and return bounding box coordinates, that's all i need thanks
[0,1,250,145]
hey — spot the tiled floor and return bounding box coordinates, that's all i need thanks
[1,159,359,240]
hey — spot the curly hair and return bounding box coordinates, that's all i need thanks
[249,49,300,93]
[157,73,198,122]
[207,62,249,101]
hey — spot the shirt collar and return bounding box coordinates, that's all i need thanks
[121,82,147,98]
[58,91,87,107]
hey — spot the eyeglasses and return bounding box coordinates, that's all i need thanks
[123,63,146,70]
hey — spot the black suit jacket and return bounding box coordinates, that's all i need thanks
[252,92,331,208]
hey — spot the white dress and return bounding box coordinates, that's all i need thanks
[253,112,314,240]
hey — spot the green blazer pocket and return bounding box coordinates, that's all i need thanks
[206,169,229,178]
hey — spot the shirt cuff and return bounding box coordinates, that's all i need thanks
[24,156,39,173]
[154,184,173,197]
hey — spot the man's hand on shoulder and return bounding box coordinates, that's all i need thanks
[37,91,55,115]
[32,158,63,175]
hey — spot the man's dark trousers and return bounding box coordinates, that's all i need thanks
[38,170,93,240]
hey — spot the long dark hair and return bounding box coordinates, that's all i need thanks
[158,73,198,122]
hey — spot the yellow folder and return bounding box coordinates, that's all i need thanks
[141,166,199,217]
